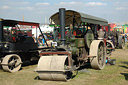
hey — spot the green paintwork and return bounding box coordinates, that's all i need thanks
[71,47,79,56]
[84,29,94,48]
[75,38,85,48]
[80,12,108,25]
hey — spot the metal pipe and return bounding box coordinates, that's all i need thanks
[0,19,3,42]
[36,26,38,42]
[103,26,106,38]
[108,25,110,36]
[94,25,98,40]
[38,26,49,47]
[59,8,66,45]
[72,15,75,33]
[83,23,86,33]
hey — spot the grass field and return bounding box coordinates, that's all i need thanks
[0,49,128,85]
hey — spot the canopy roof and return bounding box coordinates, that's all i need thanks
[50,10,108,26]
[0,18,39,27]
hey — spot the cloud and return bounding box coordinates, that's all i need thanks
[1,5,10,9]
[11,1,29,5]
[101,0,114,1]
[35,3,50,6]
[58,2,83,6]
[20,2,29,4]
[20,6,34,10]
[2,1,30,7]
[116,7,126,10]
[57,2,107,7]
[86,2,107,6]
[55,2,85,10]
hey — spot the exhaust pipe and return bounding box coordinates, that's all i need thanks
[0,19,3,42]
[59,8,66,45]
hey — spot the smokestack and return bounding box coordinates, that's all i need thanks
[0,19,3,42]
[94,25,98,40]
[108,25,110,36]
[59,8,66,45]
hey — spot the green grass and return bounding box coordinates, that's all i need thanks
[0,49,128,85]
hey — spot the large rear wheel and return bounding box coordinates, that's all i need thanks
[90,40,106,70]
[118,36,125,49]
[2,54,22,72]
[106,40,115,56]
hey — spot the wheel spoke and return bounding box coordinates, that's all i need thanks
[98,59,102,65]
[98,45,104,66]
[8,59,17,66]
[2,54,22,72]
[10,65,15,70]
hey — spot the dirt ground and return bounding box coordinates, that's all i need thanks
[0,49,128,85]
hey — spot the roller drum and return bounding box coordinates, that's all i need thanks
[36,55,72,81]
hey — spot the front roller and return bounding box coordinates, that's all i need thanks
[89,40,106,70]
[36,55,72,81]
[1,54,22,72]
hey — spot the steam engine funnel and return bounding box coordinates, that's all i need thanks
[59,8,66,45]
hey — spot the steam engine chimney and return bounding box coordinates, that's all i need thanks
[59,8,66,45]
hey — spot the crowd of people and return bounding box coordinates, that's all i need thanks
[5,25,126,47]
[35,32,53,46]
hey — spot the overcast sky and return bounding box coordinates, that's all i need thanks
[0,0,128,24]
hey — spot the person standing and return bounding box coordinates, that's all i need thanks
[97,28,104,40]
[38,35,43,46]
[53,28,59,42]
[32,34,36,43]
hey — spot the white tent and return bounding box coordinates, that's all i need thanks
[32,24,54,37]
[40,25,53,32]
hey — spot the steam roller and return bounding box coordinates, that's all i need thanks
[36,55,72,81]
[35,8,114,81]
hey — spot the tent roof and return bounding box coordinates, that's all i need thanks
[50,10,108,26]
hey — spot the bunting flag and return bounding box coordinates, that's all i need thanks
[127,27,128,33]
[110,23,116,31]
[122,25,128,33]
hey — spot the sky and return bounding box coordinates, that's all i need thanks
[0,0,128,24]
